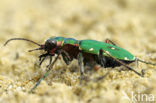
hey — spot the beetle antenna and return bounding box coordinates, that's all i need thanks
[136,58,156,66]
[4,38,41,46]
[28,48,43,52]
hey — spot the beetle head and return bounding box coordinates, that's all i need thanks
[43,39,57,54]
[28,38,58,55]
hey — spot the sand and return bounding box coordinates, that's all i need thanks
[0,0,156,103]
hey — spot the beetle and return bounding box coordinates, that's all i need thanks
[4,37,156,93]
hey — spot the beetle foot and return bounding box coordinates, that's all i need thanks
[141,69,145,77]
[105,39,117,46]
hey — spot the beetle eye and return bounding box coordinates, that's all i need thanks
[45,39,57,51]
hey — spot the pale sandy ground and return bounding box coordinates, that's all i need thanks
[0,0,156,103]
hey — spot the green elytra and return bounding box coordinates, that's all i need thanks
[79,40,135,61]
[48,37,135,61]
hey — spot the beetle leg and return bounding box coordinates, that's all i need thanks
[60,50,72,65]
[46,56,53,68]
[49,56,52,65]
[99,49,106,67]
[29,54,60,93]
[39,53,48,61]
[62,53,70,65]
[135,58,139,68]
[77,52,85,83]
[39,56,48,66]
[105,39,117,46]
[100,49,144,77]
[89,49,110,81]
[39,53,49,66]
[39,53,54,66]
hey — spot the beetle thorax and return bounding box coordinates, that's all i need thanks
[57,41,62,47]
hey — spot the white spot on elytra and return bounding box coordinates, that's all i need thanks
[89,48,94,51]
[111,47,115,50]
[124,57,129,60]
[105,51,110,54]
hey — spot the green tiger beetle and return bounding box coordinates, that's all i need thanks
[4,37,156,93]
